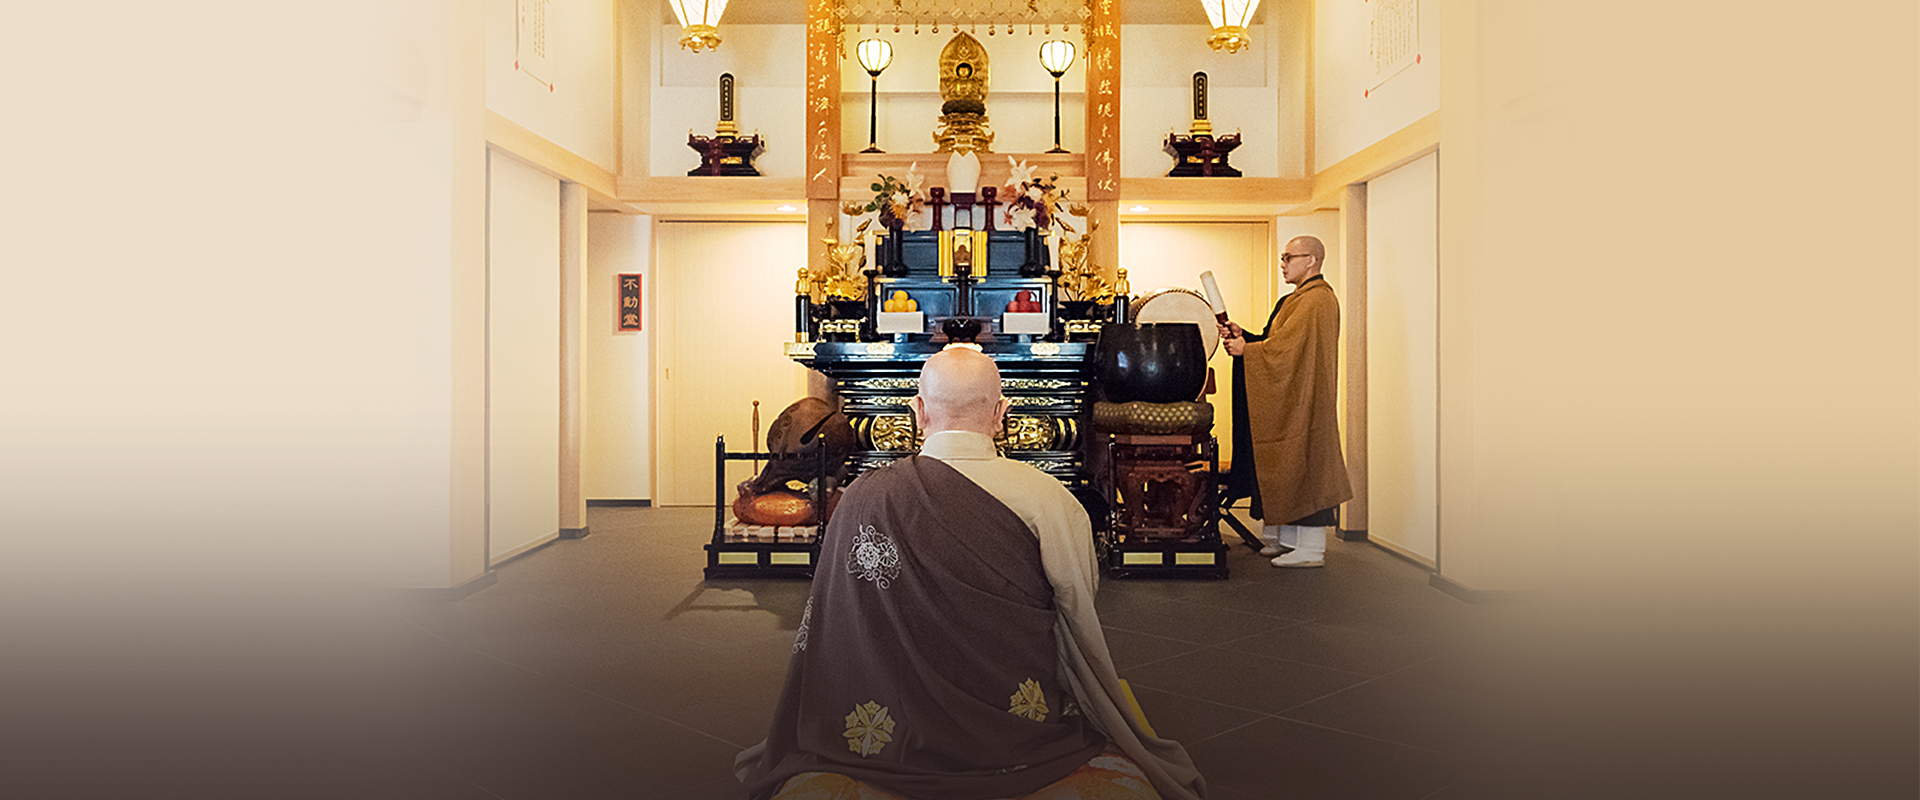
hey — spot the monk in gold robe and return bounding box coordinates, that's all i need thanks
[1221,235,1353,568]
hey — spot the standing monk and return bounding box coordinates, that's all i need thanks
[737,348,1207,800]
[1221,235,1353,568]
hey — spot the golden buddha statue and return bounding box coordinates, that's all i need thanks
[933,33,994,153]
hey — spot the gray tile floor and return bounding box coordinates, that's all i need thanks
[391,506,1523,800]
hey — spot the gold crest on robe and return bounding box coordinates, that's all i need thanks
[933,33,993,153]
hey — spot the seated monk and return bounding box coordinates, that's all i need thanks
[736,348,1207,800]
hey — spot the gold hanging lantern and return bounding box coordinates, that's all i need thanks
[1199,0,1261,53]
[669,0,730,52]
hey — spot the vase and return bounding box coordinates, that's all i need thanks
[1094,323,1207,404]
[947,150,981,194]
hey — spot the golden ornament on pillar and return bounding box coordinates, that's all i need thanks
[933,33,994,153]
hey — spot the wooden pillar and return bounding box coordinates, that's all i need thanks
[1083,0,1121,279]
[805,0,843,280]
[1339,183,1369,538]
[559,181,588,538]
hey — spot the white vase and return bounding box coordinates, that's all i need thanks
[946,150,981,194]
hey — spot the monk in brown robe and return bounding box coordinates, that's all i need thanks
[737,348,1206,800]
[1221,235,1354,568]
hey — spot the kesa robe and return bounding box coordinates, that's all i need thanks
[738,454,1104,800]
[1237,277,1354,525]
[738,433,1206,800]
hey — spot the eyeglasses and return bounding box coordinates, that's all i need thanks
[1280,253,1313,263]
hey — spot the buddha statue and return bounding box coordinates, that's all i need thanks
[933,33,994,153]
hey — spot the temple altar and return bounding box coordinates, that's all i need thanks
[786,339,1095,488]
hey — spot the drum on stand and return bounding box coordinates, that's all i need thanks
[1131,287,1219,358]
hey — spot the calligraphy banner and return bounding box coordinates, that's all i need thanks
[617,273,642,332]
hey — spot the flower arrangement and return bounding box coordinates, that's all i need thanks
[999,156,1087,236]
[848,163,927,237]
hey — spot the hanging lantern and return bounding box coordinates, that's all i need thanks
[1199,0,1261,54]
[1038,40,1077,78]
[669,0,730,52]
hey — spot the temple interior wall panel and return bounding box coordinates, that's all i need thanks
[487,151,565,560]
[651,221,813,506]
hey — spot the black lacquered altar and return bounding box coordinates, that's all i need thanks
[722,177,1227,578]
[785,340,1095,488]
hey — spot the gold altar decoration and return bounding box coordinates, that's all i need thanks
[934,33,994,153]
[835,0,1091,41]
[817,223,870,300]
[1200,0,1262,54]
[1057,222,1115,303]
[860,414,921,452]
[938,229,983,276]
[1003,415,1055,451]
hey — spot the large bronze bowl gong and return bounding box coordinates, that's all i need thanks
[1095,322,1207,404]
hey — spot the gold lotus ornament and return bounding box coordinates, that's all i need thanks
[1058,225,1116,303]
[817,223,870,301]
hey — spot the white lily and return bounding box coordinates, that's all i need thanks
[1005,156,1036,192]
[904,162,926,197]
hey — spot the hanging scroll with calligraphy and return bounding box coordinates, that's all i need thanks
[1369,0,1420,91]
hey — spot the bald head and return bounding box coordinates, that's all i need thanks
[912,348,1009,435]
[1282,235,1327,285]
[1289,235,1326,262]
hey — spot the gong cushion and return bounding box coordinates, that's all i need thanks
[1092,400,1215,435]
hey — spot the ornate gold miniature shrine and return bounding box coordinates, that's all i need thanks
[933,34,994,153]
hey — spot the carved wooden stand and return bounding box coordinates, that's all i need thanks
[1162,133,1243,178]
[1097,432,1228,578]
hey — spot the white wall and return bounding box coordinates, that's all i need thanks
[487,152,563,560]
[584,213,654,500]
[487,0,622,171]
[652,24,808,176]
[1119,23,1287,178]
[1365,152,1438,563]
[1314,0,1440,171]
